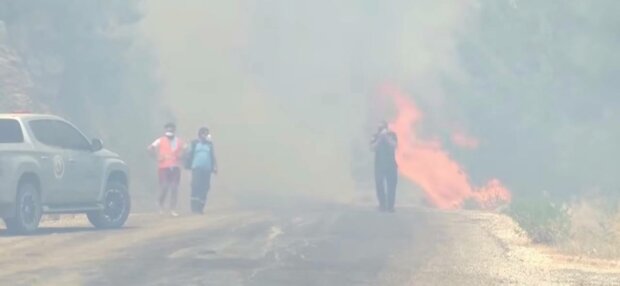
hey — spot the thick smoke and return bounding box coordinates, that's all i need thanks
[0,1,161,204]
[449,1,620,197]
[3,1,617,207]
[139,1,475,204]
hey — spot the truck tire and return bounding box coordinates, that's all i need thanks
[4,182,42,235]
[87,180,131,229]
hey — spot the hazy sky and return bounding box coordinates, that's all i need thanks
[137,0,620,202]
[137,1,481,203]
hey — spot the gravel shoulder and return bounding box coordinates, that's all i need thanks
[404,210,620,285]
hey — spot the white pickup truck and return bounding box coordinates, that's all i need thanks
[0,113,131,234]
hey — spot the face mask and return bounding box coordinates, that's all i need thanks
[207,134,212,141]
[165,132,174,137]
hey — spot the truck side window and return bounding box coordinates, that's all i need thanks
[53,121,91,151]
[30,120,59,147]
[0,119,24,143]
[30,120,91,151]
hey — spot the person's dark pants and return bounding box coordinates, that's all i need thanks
[374,166,398,211]
[191,167,212,213]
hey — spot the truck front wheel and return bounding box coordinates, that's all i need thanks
[87,180,131,229]
[4,182,42,235]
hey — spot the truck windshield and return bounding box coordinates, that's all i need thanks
[0,119,24,143]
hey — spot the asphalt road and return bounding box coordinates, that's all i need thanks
[0,201,618,286]
[93,206,433,286]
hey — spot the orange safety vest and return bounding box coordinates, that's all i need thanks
[158,136,184,169]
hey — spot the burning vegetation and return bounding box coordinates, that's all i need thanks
[382,84,511,210]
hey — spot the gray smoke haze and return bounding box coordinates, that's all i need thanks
[2,1,619,205]
[140,0,474,202]
[0,1,160,206]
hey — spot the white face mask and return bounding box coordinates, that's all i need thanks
[165,132,174,137]
[206,134,212,141]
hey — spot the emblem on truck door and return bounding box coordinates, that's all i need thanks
[53,155,65,179]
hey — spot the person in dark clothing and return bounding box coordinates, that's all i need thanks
[371,121,398,212]
[186,127,218,214]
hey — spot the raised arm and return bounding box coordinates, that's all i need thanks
[386,132,398,148]
[147,138,160,154]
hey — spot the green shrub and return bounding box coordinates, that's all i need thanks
[507,194,570,244]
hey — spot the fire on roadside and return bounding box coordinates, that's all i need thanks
[380,84,511,210]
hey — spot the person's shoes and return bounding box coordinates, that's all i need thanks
[386,208,396,213]
[170,211,180,217]
[378,205,387,212]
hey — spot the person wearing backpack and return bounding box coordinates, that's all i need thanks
[185,127,218,214]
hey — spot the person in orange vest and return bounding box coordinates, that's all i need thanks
[148,122,187,216]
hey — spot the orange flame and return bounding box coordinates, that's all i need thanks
[381,85,511,210]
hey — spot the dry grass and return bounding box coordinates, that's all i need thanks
[508,193,620,259]
[560,197,620,259]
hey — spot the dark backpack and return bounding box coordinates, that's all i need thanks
[184,140,199,170]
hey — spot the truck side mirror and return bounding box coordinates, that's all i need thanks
[91,138,104,152]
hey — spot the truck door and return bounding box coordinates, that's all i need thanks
[28,120,71,206]
[48,120,102,205]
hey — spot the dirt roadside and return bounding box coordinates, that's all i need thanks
[0,212,268,286]
[403,210,620,285]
